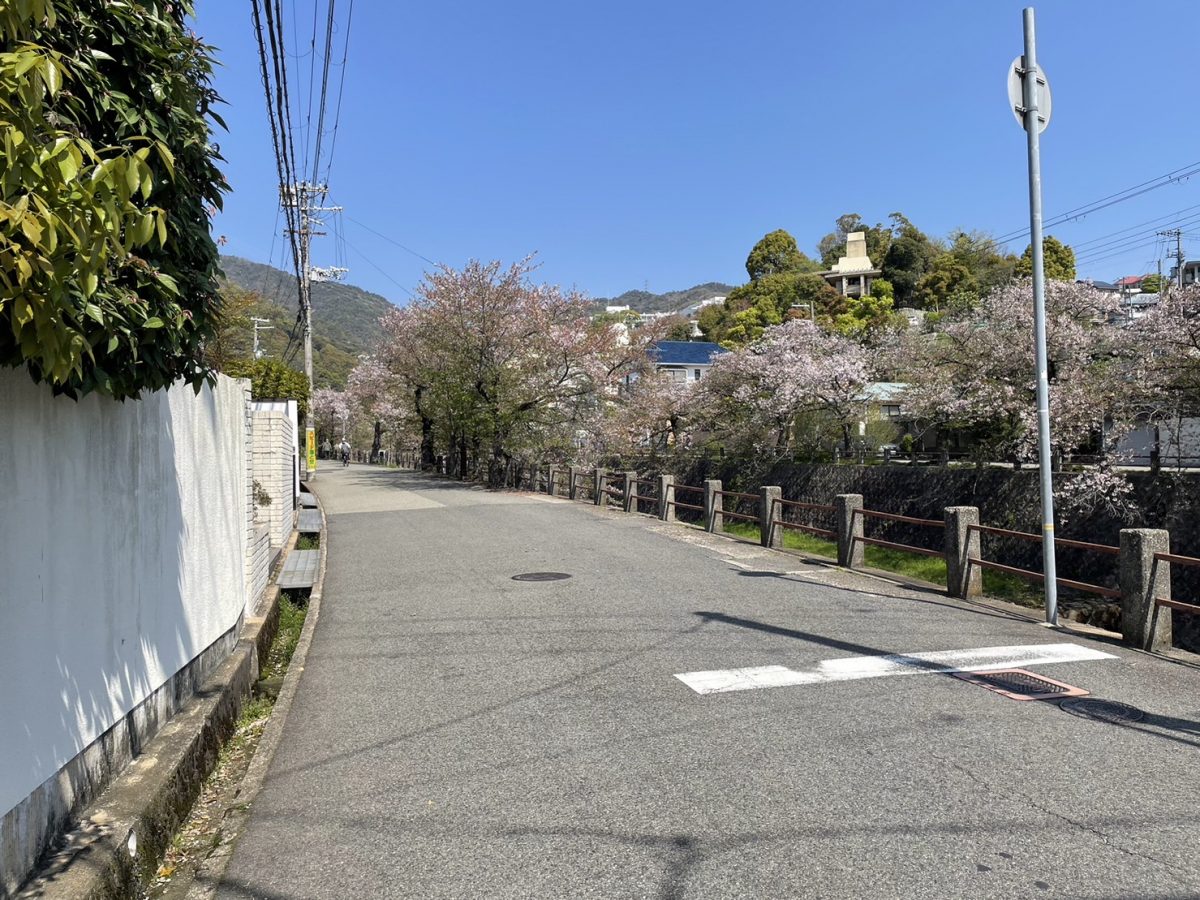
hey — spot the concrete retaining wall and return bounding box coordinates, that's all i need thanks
[0,370,256,897]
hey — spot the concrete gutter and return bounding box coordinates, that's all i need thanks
[178,490,329,899]
[14,501,328,900]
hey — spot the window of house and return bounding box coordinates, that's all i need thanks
[670,369,686,383]
[883,404,901,418]
[694,369,702,381]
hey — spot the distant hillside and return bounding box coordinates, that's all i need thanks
[218,256,395,388]
[595,281,735,315]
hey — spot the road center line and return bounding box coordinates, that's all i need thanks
[674,642,1117,694]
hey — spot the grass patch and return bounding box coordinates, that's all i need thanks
[722,521,1043,607]
[296,533,319,550]
[262,591,306,680]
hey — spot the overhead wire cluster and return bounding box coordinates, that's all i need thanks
[249,0,355,364]
[996,160,1200,279]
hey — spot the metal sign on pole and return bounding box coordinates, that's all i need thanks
[1010,6,1058,625]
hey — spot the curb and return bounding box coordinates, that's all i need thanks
[16,597,284,900]
[179,489,329,899]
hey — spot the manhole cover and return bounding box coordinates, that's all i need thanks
[511,572,572,582]
[953,668,1089,701]
[1059,698,1144,724]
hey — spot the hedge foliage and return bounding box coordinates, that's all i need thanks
[0,0,226,398]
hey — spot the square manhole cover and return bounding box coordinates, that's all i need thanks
[952,668,1089,701]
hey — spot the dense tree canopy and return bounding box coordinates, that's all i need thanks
[745,229,819,281]
[371,257,653,483]
[0,0,226,398]
[1017,235,1076,281]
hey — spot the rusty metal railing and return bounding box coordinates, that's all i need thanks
[1153,551,1200,613]
[966,524,1120,599]
[713,489,759,524]
[667,482,704,513]
[630,477,660,513]
[771,498,836,539]
[850,508,945,558]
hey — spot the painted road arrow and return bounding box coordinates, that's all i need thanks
[675,642,1117,695]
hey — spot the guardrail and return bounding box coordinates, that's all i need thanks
[630,477,660,514]
[531,467,1194,653]
[714,489,759,525]
[772,498,835,539]
[853,508,944,559]
[1153,552,1200,614]
[965,524,1120,600]
[666,482,704,514]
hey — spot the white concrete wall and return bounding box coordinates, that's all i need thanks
[251,407,296,550]
[0,371,250,823]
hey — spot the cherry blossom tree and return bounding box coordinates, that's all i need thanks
[310,388,354,448]
[893,280,1127,463]
[693,319,871,453]
[347,355,413,462]
[373,257,650,483]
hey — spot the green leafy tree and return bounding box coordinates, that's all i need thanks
[0,0,226,399]
[833,280,900,338]
[917,255,979,312]
[716,272,840,346]
[881,218,940,307]
[1016,235,1076,281]
[945,230,1016,295]
[225,357,310,420]
[1139,273,1165,294]
[745,229,819,280]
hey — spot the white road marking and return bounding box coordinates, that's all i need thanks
[674,642,1117,695]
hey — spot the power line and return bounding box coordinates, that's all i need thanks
[322,0,354,183]
[341,236,416,298]
[250,0,304,319]
[343,215,439,266]
[1073,212,1200,265]
[997,160,1200,245]
[1068,203,1200,251]
[310,0,337,184]
[1073,217,1200,265]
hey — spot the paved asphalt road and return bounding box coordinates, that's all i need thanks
[218,466,1200,900]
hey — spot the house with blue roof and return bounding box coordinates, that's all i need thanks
[647,340,728,384]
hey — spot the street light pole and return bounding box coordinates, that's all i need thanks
[1021,7,1058,625]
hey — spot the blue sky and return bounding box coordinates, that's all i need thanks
[197,1,1200,305]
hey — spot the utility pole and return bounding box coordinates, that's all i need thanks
[1157,229,1185,289]
[250,316,274,359]
[281,181,346,393]
[1009,7,1058,625]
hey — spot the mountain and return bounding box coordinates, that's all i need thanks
[594,281,735,315]
[218,255,395,388]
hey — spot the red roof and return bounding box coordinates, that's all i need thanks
[1115,275,1143,287]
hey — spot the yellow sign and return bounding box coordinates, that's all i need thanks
[306,427,317,472]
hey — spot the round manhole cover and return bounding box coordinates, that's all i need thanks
[1059,698,1144,724]
[511,572,572,582]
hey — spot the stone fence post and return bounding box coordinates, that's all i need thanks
[703,479,722,533]
[622,471,638,513]
[659,474,675,523]
[568,465,582,501]
[594,468,607,507]
[944,506,982,599]
[760,486,782,548]
[836,493,864,569]
[547,466,559,497]
[1120,529,1172,651]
